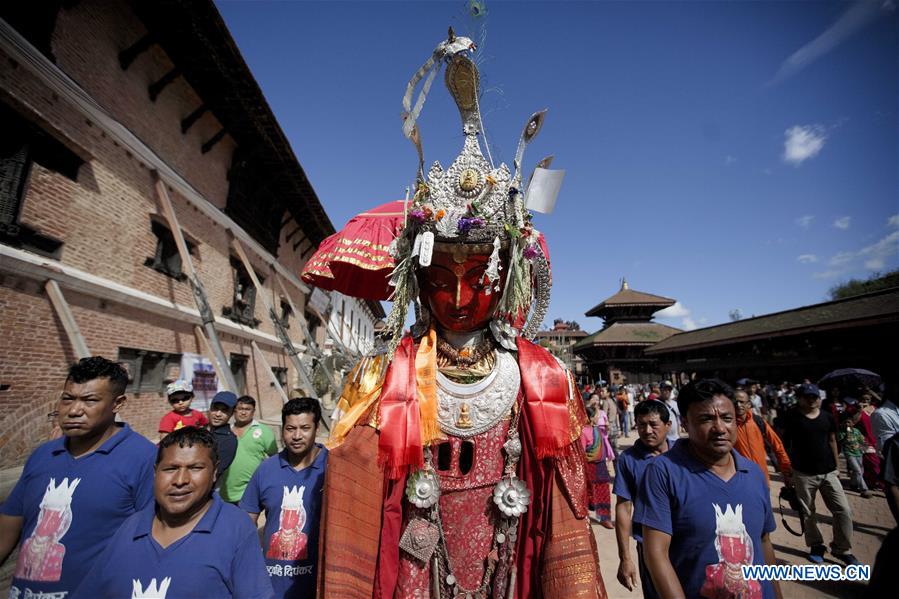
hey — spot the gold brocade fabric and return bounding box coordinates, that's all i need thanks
[566,370,589,442]
[328,355,388,448]
[415,327,440,444]
[542,473,608,599]
[318,426,384,598]
[436,348,496,384]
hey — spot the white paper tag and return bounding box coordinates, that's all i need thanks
[418,231,435,267]
[525,168,565,214]
[412,233,422,258]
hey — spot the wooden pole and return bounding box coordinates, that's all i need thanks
[193,326,232,395]
[230,237,316,396]
[152,171,236,391]
[44,280,90,359]
[250,340,290,410]
[273,273,343,399]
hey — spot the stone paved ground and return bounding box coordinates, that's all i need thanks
[594,435,893,598]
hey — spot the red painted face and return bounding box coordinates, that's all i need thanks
[719,534,749,563]
[35,508,65,537]
[419,250,505,332]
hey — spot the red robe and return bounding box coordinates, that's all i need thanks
[317,337,606,599]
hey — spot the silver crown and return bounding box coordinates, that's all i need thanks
[384,30,554,353]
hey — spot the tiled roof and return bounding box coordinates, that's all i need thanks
[573,322,682,351]
[645,287,899,355]
[535,329,588,338]
[585,288,676,316]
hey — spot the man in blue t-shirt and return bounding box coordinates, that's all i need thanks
[72,426,274,598]
[241,397,328,599]
[0,357,156,598]
[612,399,671,596]
[634,379,783,599]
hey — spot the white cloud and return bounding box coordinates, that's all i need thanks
[768,1,891,86]
[813,270,841,280]
[796,215,815,229]
[829,251,854,267]
[888,214,899,228]
[858,230,899,270]
[865,257,885,270]
[797,254,818,264]
[656,301,690,319]
[783,125,827,166]
[833,216,851,230]
[725,155,737,165]
[656,301,700,331]
[813,230,899,278]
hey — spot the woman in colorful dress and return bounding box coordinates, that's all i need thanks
[857,392,883,490]
[582,405,615,529]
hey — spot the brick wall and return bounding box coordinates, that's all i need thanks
[0,0,320,470]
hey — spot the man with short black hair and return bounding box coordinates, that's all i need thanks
[613,400,671,594]
[781,383,857,565]
[635,379,781,599]
[208,390,239,480]
[221,396,278,504]
[659,381,681,444]
[0,357,156,598]
[241,398,328,598]
[72,427,273,598]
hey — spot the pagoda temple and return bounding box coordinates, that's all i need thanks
[573,279,681,385]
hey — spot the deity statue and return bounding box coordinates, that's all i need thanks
[314,30,606,599]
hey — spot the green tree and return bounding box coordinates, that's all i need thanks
[828,269,899,300]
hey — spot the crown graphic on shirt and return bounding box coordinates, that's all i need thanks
[131,577,171,599]
[38,477,81,510]
[282,485,305,510]
[713,503,745,536]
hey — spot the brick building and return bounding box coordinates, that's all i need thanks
[0,0,383,476]
[535,319,587,379]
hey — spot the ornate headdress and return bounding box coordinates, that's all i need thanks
[385,28,555,354]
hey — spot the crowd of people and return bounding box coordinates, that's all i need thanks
[1,356,897,598]
[0,357,327,599]
[577,374,899,597]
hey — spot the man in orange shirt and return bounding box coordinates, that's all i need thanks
[734,389,792,487]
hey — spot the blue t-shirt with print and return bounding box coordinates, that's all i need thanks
[71,494,274,599]
[634,439,776,599]
[612,439,670,542]
[0,424,156,598]
[240,446,328,599]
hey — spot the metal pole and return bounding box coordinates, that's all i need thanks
[152,171,237,391]
[230,237,316,397]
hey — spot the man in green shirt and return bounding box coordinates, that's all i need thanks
[220,396,278,504]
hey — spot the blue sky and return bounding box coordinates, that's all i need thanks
[216,0,898,333]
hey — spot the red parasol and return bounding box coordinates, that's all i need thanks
[302,200,406,301]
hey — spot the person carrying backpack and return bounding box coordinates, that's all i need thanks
[734,389,793,488]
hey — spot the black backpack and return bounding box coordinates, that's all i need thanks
[752,413,769,450]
